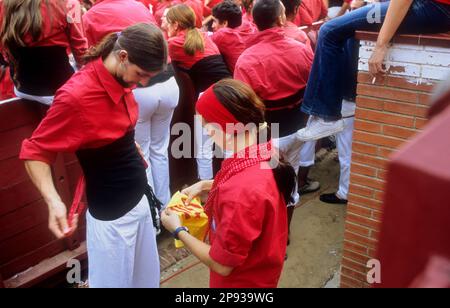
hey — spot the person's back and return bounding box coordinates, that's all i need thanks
[0,0,87,103]
[83,0,156,46]
[294,0,328,26]
[211,1,249,74]
[236,29,313,101]
[281,0,313,52]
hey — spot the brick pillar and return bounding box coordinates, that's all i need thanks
[340,32,450,288]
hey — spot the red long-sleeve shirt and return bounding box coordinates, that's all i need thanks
[82,0,156,46]
[20,58,139,164]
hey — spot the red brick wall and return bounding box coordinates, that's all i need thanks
[340,72,435,288]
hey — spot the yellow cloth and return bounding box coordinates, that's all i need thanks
[167,191,209,248]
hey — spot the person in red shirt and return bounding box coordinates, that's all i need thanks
[211,0,254,73]
[0,0,87,105]
[281,0,313,52]
[167,4,220,70]
[235,0,313,241]
[240,0,258,31]
[294,0,328,26]
[162,79,295,288]
[82,0,178,208]
[20,23,167,288]
[166,4,230,92]
[82,0,157,46]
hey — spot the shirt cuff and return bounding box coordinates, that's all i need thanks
[20,139,56,165]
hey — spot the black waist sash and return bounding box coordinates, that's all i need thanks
[10,46,74,96]
[187,55,232,95]
[264,88,306,138]
[76,130,161,222]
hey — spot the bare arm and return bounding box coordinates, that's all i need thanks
[24,160,76,238]
[161,209,233,276]
[369,0,414,76]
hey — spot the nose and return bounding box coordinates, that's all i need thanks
[140,76,151,85]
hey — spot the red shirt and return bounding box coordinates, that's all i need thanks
[294,0,328,26]
[203,0,222,17]
[212,27,248,74]
[82,0,156,46]
[435,0,450,4]
[168,30,220,69]
[0,0,87,64]
[174,0,204,28]
[234,27,313,101]
[20,58,139,164]
[153,1,171,26]
[209,163,288,288]
[284,21,313,53]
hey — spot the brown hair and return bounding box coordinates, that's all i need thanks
[0,0,48,50]
[83,23,168,73]
[166,4,204,56]
[212,79,296,204]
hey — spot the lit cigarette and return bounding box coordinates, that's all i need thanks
[372,77,377,84]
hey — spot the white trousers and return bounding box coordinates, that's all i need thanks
[134,77,179,206]
[336,117,354,200]
[14,87,54,105]
[298,117,355,200]
[273,132,303,207]
[195,123,215,180]
[86,196,160,288]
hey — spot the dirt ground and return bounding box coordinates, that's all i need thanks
[157,149,347,288]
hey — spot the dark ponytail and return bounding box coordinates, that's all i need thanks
[83,23,168,72]
[212,79,297,204]
[83,32,118,63]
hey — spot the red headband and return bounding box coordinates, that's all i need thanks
[196,85,242,134]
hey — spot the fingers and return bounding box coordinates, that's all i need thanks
[183,195,193,206]
[66,214,79,237]
[49,215,66,239]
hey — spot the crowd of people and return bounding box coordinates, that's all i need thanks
[0,0,449,288]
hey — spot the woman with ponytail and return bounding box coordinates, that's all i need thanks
[0,0,87,105]
[20,23,167,288]
[162,79,294,288]
[166,4,230,93]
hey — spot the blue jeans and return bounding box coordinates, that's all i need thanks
[301,0,450,121]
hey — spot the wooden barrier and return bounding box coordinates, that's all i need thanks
[0,98,86,287]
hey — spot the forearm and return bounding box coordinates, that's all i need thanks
[201,180,214,192]
[377,0,413,47]
[24,160,61,204]
[178,231,232,276]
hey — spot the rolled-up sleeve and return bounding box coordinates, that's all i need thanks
[20,90,85,165]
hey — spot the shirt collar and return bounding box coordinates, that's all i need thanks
[246,27,285,48]
[92,57,130,105]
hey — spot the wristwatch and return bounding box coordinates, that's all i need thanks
[173,226,189,240]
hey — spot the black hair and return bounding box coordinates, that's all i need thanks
[280,0,302,18]
[84,23,167,73]
[212,0,243,29]
[252,0,282,31]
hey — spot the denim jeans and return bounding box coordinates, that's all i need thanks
[301,0,450,121]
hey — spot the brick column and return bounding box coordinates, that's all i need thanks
[340,32,450,288]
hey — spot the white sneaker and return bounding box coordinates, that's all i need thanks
[297,116,345,141]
